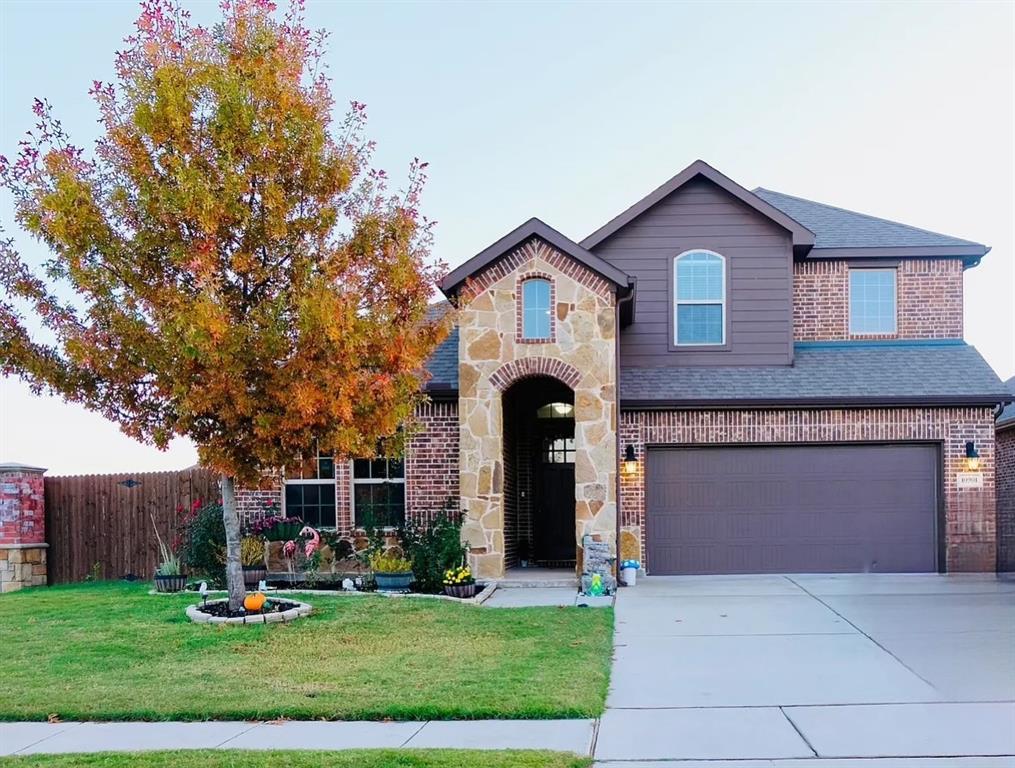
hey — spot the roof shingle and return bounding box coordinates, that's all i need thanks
[753,188,985,252]
[620,342,1008,406]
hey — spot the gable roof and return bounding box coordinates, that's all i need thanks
[754,187,990,266]
[620,341,1010,408]
[580,159,816,256]
[998,376,1015,430]
[439,217,633,297]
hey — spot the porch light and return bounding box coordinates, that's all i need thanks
[623,444,638,475]
[964,441,980,471]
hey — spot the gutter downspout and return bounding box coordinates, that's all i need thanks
[614,280,636,574]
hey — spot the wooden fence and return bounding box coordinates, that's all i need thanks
[45,468,220,584]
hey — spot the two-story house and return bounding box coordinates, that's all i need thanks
[239,160,1012,578]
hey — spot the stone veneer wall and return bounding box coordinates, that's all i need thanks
[457,237,618,579]
[0,464,48,591]
[619,407,997,573]
[997,425,1015,572]
[793,259,964,341]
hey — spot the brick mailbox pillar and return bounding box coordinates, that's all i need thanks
[0,463,48,592]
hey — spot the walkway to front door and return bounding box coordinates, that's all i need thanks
[596,574,1015,763]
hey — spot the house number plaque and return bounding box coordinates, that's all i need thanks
[956,472,984,490]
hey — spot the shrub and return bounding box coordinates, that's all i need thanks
[250,515,304,542]
[179,500,226,583]
[240,537,266,567]
[400,501,466,594]
[369,551,413,574]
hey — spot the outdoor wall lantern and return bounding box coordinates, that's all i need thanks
[964,441,981,471]
[623,444,638,475]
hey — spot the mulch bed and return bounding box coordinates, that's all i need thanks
[192,597,303,620]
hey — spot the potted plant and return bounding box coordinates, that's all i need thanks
[443,565,477,599]
[151,513,187,592]
[240,536,267,588]
[370,551,414,593]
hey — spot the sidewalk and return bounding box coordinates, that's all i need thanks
[0,719,597,756]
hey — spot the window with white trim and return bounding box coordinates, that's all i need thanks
[849,268,897,335]
[674,250,725,345]
[352,458,405,528]
[284,454,336,528]
[521,278,552,340]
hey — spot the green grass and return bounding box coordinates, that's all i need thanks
[0,582,612,721]
[0,750,592,768]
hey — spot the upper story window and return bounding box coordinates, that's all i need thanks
[284,453,336,529]
[352,458,405,529]
[674,250,725,346]
[849,268,897,335]
[521,278,552,340]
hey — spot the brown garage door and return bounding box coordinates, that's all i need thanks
[646,444,939,575]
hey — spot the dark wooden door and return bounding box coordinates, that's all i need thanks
[534,432,575,562]
[646,444,939,575]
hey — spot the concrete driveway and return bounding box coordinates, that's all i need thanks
[595,574,1015,766]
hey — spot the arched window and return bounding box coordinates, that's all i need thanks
[673,250,725,346]
[521,278,552,340]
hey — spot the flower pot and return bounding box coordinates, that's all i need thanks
[154,573,188,593]
[374,571,413,593]
[620,567,637,587]
[243,565,268,588]
[444,583,478,599]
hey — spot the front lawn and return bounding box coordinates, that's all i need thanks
[0,582,612,721]
[0,750,592,768]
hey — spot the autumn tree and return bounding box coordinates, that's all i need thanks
[0,0,447,610]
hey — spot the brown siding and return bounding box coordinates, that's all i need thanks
[591,177,793,367]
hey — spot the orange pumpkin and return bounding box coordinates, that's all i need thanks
[243,592,267,612]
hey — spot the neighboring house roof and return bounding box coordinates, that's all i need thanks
[998,376,1015,430]
[754,188,990,266]
[439,217,634,297]
[580,160,817,256]
[619,341,1009,407]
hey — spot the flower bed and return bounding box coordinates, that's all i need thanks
[186,596,312,625]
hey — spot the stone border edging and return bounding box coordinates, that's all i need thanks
[169,582,497,610]
[185,598,313,625]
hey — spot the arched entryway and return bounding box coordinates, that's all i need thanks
[502,376,576,569]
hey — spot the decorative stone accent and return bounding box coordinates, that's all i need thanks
[580,534,616,595]
[457,237,619,578]
[186,597,313,625]
[0,463,48,592]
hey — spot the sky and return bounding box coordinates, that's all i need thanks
[1,0,1013,475]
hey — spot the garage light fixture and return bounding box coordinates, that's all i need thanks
[623,444,638,475]
[964,441,980,471]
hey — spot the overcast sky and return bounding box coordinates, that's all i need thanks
[1,0,1013,475]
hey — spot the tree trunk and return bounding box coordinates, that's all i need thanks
[221,474,246,612]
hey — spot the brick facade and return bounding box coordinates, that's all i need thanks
[406,400,460,520]
[619,407,997,573]
[997,424,1015,572]
[793,259,964,341]
[0,464,48,591]
[236,401,459,533]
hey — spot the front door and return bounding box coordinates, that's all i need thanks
[534,431,575,563]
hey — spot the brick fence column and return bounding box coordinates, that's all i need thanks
[0,463,48,592]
